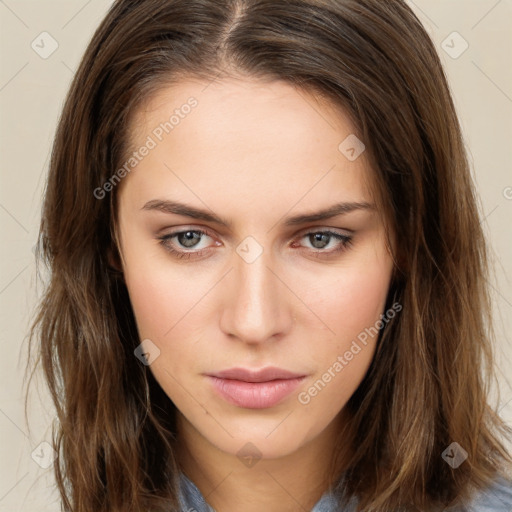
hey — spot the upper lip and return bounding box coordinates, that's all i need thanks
[207,367,305,383]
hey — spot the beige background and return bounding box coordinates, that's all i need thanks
[0,1,511,510]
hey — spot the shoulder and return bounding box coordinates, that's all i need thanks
[317,475,512,512]
[463,476,512,512]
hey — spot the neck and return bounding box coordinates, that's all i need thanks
[176,411,350,512]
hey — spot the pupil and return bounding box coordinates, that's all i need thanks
[181,231,199,247]
[312,233,328,248]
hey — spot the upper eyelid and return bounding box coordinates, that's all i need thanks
[160,223,353,235]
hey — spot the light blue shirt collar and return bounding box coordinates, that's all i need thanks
[177,471,512,511]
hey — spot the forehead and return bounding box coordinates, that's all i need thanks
[132,76,359,151]
[121,76,377,213]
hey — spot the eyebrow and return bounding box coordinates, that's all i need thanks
[141,199,375,228]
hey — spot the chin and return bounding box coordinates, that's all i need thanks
[198,414,319,461]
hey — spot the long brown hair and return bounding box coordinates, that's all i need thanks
[26,0,512,511]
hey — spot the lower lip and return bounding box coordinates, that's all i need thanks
[207,376,305,409]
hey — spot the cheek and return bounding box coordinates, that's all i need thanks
[121,245,220,383]
[295,264,392,418]
[334,265,391,337]
[299,249,393,348]
[123,260,211,395]
[122,250,205,340]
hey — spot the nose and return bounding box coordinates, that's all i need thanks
[219,247,293,345]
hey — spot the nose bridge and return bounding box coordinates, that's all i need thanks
[220,243,291,343]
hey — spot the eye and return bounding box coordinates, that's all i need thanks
[157,229,217,260]
[293,230,353,258]
[157,228,353,261]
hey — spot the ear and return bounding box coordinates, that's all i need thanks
[107,227,124,275]
[108,219,125,274]
[107,245,124,273]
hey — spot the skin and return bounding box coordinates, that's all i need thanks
[116,76,395,512]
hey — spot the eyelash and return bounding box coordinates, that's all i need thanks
[157,228,353,261]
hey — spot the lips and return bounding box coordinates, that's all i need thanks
[209,367,305,383]
[206,366,306,409]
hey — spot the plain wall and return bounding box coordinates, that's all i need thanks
[0,1,511,510]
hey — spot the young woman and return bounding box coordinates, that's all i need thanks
[28,0,512,511]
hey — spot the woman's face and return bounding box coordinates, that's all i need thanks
[116,77,395,460]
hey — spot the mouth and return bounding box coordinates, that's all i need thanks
[205,367,307,409]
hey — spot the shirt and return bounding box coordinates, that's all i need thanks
[177,471,512,511]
